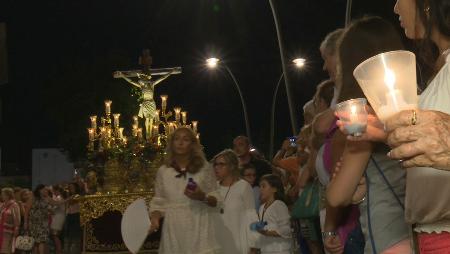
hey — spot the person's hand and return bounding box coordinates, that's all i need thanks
[281,140,290,151]
[336,105,387,143]
[149,212,161,234]
[385,110,450,170]
[323,235,344,254]
[184,186,206,201]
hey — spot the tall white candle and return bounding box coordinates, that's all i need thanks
[104,100,112,115]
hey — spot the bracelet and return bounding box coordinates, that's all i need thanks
[321,231,337,238]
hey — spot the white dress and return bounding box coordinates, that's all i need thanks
[214,179,258,254]
[149,163,221,254]
[256,200,292,254]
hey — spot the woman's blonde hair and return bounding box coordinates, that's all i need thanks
[1,188,14,200]
[164,127,206,174]
[212,149,240,176]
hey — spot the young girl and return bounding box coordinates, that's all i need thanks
[255,174,291,254]
[241,164,260,210]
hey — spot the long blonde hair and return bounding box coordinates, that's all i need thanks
[164,127,206,174]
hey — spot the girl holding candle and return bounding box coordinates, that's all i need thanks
[338,0,450,252]
[148,127,221,254]
[254,174,291,254]
[212,149,257,254]
[325,16,411,254]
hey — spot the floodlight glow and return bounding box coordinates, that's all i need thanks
[206,58,220,68]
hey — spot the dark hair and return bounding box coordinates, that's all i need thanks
[260,174,285,202]
[53,185,68,199]
[33,184,46,200]
[415,0,450,81]
[314,79,335,107]
[68,182,81,196]
[337,16,404,102]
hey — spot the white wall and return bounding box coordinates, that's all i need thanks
[32,149,74,189]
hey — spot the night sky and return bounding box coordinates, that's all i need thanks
[0,0,401,174]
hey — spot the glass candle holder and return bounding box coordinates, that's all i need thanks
[353,50,418,123]
[335,98,368,137]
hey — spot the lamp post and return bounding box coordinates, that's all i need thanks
[269,58,306,158]
[206,58,252,142]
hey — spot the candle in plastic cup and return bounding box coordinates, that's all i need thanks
[335,98,368,137]
[353,50,418,123]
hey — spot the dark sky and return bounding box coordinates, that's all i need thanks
[0,0,401,174]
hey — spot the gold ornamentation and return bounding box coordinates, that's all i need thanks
[78,192,154,225]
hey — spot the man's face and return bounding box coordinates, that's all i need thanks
[233,138,250,157]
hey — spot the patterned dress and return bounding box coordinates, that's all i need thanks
[29,200,50,243]
[0,201,19,253]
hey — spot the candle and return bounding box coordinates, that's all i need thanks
[133,116,139,127]
[104,100,112,115]
[88,128,95,141]
[335,98,368,137]
[107,128,112,138]
[123,137,128,145]
[132,124,138,137]
[174,107,181,122]
[192,121,198,133]
[181,111,187,125]
[155,110,160,122]
[90,116,97,131]
[118,127,124,139]
[377,67,412,121]
[101,117,106,127]
[153,125,159,136]
[113,114,120,128]
[161,95,168,113]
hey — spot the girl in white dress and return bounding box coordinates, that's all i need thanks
[148,127,221,254]
[212,149,257,254]
[256,174,292,254]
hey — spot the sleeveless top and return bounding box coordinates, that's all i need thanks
[359,146,409,253]
[407,53,450,233]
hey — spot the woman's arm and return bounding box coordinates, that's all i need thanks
[327,140,372,207]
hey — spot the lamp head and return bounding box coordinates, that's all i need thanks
[206,58,220,68]
[293,58,306,68]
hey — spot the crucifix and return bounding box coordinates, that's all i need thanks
[113,49,181,140]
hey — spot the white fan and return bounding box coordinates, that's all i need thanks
[121,198,151,254]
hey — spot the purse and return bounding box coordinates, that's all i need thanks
[291,179,320,219]
[15,234,35,251]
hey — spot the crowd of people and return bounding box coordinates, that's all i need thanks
[1,0,449,253]
[147,0,450,253]
[0,181,84,254]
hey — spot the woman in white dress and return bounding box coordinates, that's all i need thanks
[256,174,292,254]
[148,127,221,254]
[49,186,66,254]
[212,149,257,254]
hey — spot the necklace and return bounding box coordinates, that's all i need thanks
[258,199,275,222]
[219,179,237,214]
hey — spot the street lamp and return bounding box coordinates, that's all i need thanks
[206,57,252,142]
[269,58,306,158]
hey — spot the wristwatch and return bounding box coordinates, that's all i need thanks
[321,231,337,238]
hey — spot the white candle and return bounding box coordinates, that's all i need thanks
[161,95,168,113]
[153,125,159,136]
[377,68,412,121]
[88,128,95,141]
[155,110,160,122]
[133,116,139,127]
[104,100,112,115]
[137,128,143,140]
[90,116,97,131]
[192,121,198,133]
[113,114,120,128]
[174,107,181,122]
[181,111,187,125]
[132,124,138,137]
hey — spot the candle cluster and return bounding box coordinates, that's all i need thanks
[87,96,200,152]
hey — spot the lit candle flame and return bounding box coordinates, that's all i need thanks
[384,68,396,90]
